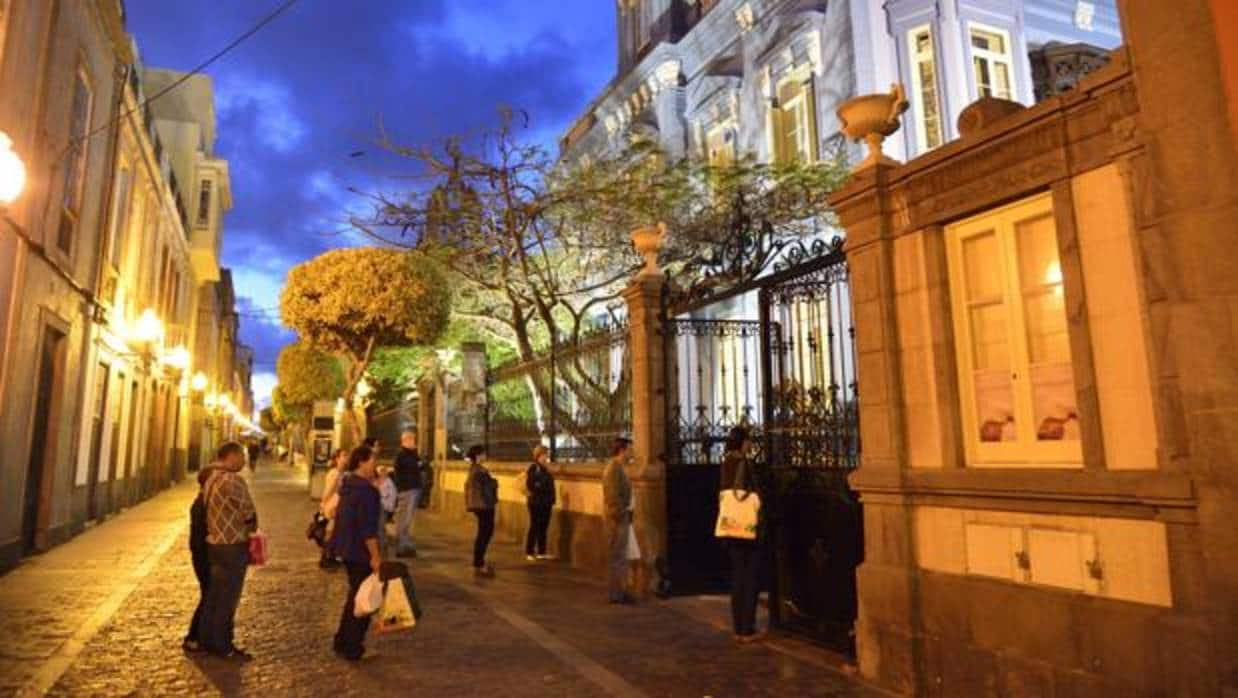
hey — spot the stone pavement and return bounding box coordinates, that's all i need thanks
[0,461,889,698]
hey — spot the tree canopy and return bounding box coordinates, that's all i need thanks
[275,340,345,409]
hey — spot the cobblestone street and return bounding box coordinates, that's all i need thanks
[0,461,883,698]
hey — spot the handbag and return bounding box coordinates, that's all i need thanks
[714,457,761,541]
[375,577,417,634]
[626,524,642,561]
[306,512,328,547]
[247,530,269,565]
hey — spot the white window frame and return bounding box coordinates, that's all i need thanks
[907,24,944,153]
[944,192,1082,468]
[196,178,212,228]
[967,21,1016,101]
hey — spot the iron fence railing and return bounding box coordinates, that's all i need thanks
[471,321,632,463]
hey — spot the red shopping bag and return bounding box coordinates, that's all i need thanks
[248,530,269,566]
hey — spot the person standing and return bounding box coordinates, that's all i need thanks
[374,465,397,556]
[318,449,349,570]
[524,445,556,560]
[246,441,260,471]
[392,431,423,558]
[720,426,762,642]
[602,437,635,604]
[331,446,383,661]
[201,442,258,660]
[182,460,220,652]
[464,445,497,577]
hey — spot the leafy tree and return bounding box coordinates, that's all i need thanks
[280,247,451,439]
[276,340,346,409]
[258,407,280,435]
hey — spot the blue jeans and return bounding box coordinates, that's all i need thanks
[394,489,421,553]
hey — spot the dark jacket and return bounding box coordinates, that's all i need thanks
[464,461,498,511]
[393,448,423,492]
[719,450,754,492]
[188,465,220,554]
[525,462,556,509]
[331,473,380,565]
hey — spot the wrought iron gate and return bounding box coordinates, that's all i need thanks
[660,237,861,652]
[758,248,861,653]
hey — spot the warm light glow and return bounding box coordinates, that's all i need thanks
[134,308,164,345]
[190,372,208,392]
[204,392,218,409]
[356,377,372,398]
[1044,261,1063,286]
[161,345,190,371]
[0,131,26,206]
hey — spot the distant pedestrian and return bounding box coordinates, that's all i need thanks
[319,448,349,570]
[392,431,423,558]
[201,442,258,660]
[330,446,383,661]
[720,426,762,642]
[524,445,556,560]
[246,441,260,471]
[602,437,635,604]
[464,445,498,577]
[182,460,221,653]
[375,465,397,555]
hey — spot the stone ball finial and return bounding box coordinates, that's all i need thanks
[957,97,1026,138]
[837,83,910,170]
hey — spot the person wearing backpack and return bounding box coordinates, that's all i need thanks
[330,446,383,661]
[524,445,556,560]
[720,426,762,642]
[463,445,498,577]
[182,460,221,653]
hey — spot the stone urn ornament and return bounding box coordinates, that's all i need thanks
[837,83,910,169]
[631,222,667,277]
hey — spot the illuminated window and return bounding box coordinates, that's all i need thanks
[772,78,818,164]
[908,26,944,152]
[59,68,94,253]
[970,24,1015,100]
[945,193,1080,467]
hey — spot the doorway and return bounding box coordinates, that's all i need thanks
[23,325,67,554]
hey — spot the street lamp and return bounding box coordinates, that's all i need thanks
[0,131,26,207]
[190,371,208,393]
[161,345,190,372]
[133,308,164,345]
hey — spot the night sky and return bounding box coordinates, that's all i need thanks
[125,0,616,408]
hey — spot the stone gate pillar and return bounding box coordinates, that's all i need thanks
[623,271,668,596]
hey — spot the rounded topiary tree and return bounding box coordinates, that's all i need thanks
[280,247,451,440]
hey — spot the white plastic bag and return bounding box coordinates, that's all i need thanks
[715,490,761,540]
[354,573,383,617]
[375,578,417,634]
[626,525,642,561]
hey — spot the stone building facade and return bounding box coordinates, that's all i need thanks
[0,0,249,571]
[828,0,1238,693]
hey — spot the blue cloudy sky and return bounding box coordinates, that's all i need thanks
[126,0,617,408]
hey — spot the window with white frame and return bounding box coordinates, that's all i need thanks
[908,26,944,152]
[945,193,1081,467]
[772,77,818,164]
[59,67,94,253]
[969,23,1015,100]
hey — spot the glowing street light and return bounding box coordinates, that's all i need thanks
[133,308,164,345]
[161,345,190,371]
[0,131,26,207]
[190,371,208,393]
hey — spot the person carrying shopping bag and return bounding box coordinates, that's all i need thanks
[201,442,259,660]
[718,426,763,642]
[464,445,498,577]
[524,445,556,560]
[330,446,384,661]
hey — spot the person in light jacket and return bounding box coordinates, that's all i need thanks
[464,445,497,577]
[319,449,348,570]
[330,446,383,661]
[524,445,556,560]
[720,426,762,642]
[602,437,634,604]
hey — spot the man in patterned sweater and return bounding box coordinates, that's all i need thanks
[201,442,259,660]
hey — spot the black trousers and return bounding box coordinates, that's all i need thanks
[185,544,210,643]
[472,509,495,567]
[728,540,761,636]
[202,543,249,653]
[525,503,552,556]
[334,562,374,659]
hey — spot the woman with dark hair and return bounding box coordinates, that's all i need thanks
[524,445,556,560]
[330,446,383,661]
[463,445,498,577]
[720,426,762,642]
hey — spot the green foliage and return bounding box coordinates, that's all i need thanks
[258,407,280,434]
[271,384,307,426]
[275,341,345,408]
